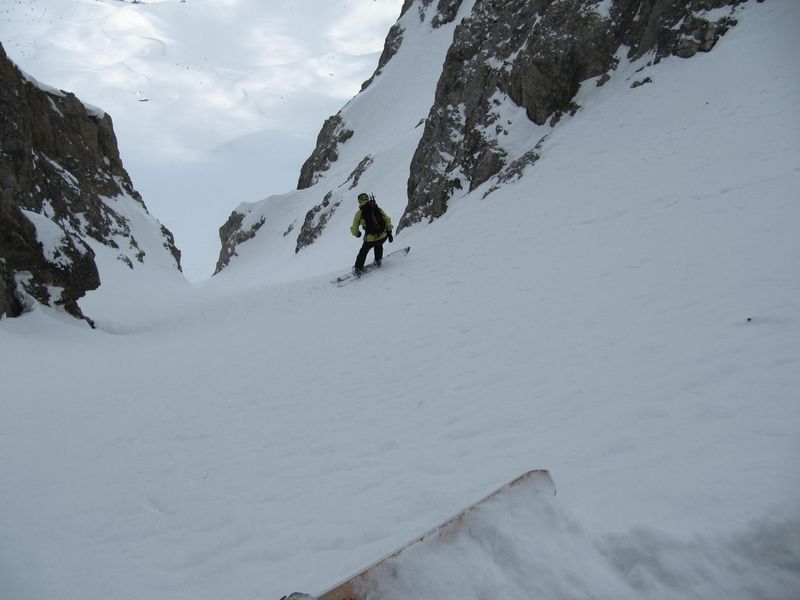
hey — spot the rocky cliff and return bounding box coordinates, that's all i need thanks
[400,0,746,228]
[0,42,181,323]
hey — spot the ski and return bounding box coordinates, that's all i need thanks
[331,246,410,286]
[316,469,555,600]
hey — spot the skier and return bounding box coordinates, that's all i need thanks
[351,192,393,276]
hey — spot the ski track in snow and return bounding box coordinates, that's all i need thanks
[1,1,800,600]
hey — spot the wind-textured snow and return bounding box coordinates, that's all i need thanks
[1,1,799,600]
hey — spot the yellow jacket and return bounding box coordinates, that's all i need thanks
[351,206,392,242]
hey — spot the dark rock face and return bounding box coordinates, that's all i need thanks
[0,260,24,318]
[409,0,465,26]
[295,191,342,254]
[0,199,99,321]
[617,0,743,61]
[215,209,265,275]
[296,115,354,190]
[0,42,181,322]
[429,0,465,28]
[399,0,746,229]
[400,0,416,16]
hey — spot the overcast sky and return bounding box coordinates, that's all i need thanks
[0,0,406,280]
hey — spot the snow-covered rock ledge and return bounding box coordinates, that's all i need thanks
[0,41,182,324]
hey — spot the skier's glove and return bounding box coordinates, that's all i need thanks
[387,232,394,243]
[356,231,362,238]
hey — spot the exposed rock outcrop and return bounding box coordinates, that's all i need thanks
[295,191,342,254]
[0,42,181,323]
[399,0,746,229]
[215,208,265,275]
[296,115,354,190]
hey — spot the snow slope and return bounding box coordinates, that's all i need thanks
[1,1,799,600]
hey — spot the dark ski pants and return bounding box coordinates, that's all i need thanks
[355,237,386,270]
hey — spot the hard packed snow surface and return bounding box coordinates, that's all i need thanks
[2,1,800,600]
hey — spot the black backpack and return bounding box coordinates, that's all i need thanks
[361,199,386,236]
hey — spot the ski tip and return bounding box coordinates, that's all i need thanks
[316,468,554,600]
